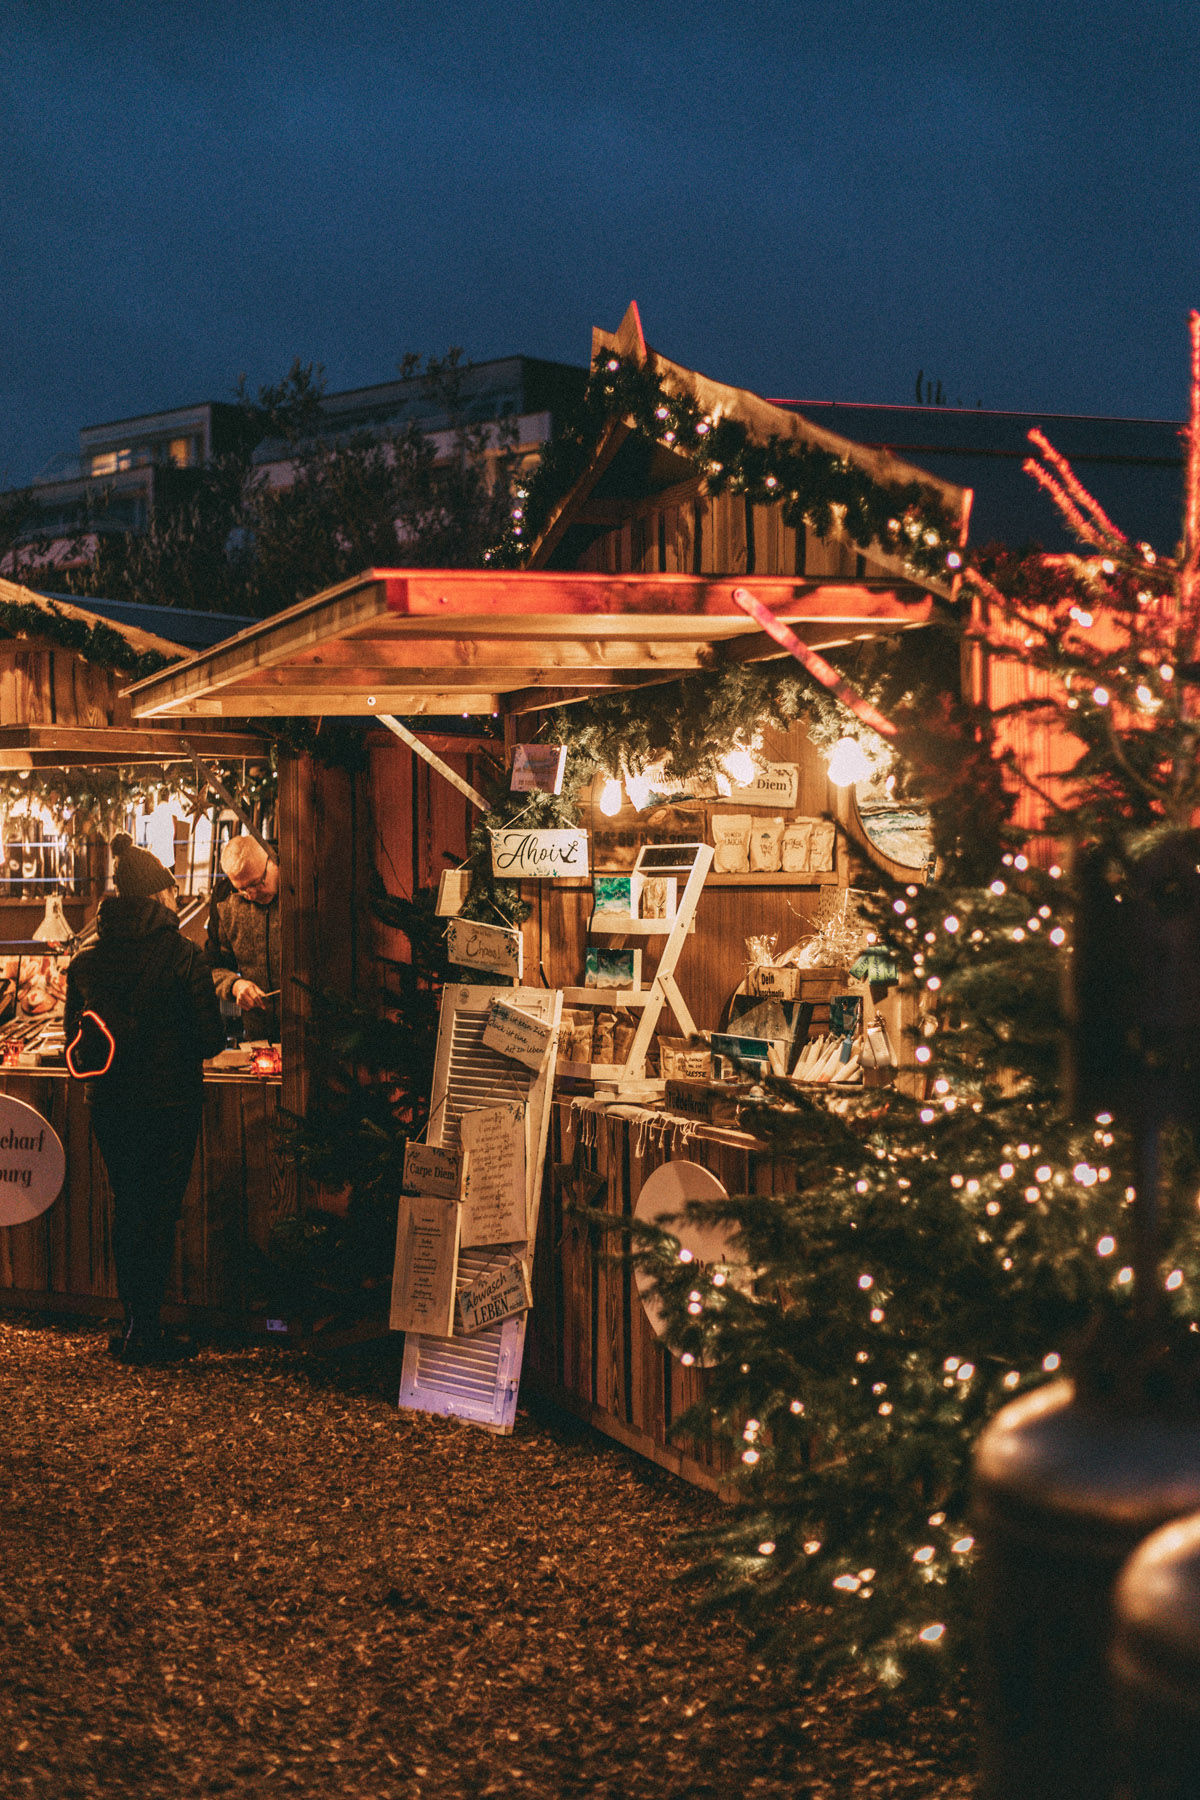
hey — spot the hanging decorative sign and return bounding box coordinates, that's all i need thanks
[389,1193,461,1337]
[445,918,523,980]
[510,744,567,795]
[489,829,589,880]
[460,1103,527,1246]
[0,1095,65,1226]
[729,762,800,809]
[457,1256,532,1336]
[482,996,556,1070]
[436,869,472,917]
[402,1140,468,1202]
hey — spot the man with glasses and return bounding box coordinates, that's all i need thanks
[207,834,281,1042]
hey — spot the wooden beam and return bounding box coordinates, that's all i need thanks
[524,419,632,567]
[376,714,491,812]
[0,725,268,767]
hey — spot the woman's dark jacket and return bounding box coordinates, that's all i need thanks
[64,897,226,1108]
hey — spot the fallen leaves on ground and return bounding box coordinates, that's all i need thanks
[0,1317,975,1798]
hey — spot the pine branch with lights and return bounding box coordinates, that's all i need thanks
[487,349,964,579]
[637,315,1200,1690]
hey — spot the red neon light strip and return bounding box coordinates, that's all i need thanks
[66,1010,116,1079]
[731,587,897,737]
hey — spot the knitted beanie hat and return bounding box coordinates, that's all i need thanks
[110,832,175,900]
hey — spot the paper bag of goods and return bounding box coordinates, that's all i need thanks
[711,814,752,874]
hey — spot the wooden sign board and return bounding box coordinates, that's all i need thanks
[482,997,556,1070]
[748,965,802,999]
[460,1103,527,1246]
[390,1193,461,1337]
[664,1079,740,1127]
[510,744,567,794]
[445,917,523,980]
[730,762,800,809]
[436,869,472,917]
[0,1095,66,1226]
[490,828,589,881]
[458,1256,532,1336]
[403,1140,467,1201]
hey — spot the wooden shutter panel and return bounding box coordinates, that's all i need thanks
[398,983,561,1432]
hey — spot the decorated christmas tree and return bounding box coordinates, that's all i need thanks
[635,315,1200,1689]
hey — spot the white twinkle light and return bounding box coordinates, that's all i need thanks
[826,736,874,787]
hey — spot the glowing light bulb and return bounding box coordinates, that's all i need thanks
[719,745,759,787]
[826,736,874,787]
[623,769,653,811]
[598,778,623,816]
[919,1624,945,1644]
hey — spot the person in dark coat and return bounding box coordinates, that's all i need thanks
[64,833,225,1361]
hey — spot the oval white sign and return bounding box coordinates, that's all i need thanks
[0,1093,66,1226]
[633,1158,739,1361]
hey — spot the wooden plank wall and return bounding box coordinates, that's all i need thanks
[574,489,870,580]
[526,1100,771,1487]
[0,1074,290,1325]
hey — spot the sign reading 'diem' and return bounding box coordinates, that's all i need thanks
[489,829,588,880]
[0,1094,65,1226]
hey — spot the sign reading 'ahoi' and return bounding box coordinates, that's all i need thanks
[489,829,589,881]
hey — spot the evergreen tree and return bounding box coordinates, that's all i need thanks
[54,354,515,618]
[637,316,1200,1689]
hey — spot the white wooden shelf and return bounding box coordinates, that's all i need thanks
[588,914,693,936]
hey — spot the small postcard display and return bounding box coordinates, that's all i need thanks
[559,840,715,1083]
[510,743,567,795]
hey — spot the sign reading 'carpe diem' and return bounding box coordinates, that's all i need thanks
[445,918,523,980]
[0,1094,65,1226]
[489,829,589,880]
[402,1140,468,1202]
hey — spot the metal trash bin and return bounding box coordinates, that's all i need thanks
[1110,1511,1200,1799]
[973,1380,1200,1800]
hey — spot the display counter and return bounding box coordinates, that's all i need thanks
[0,1062,291,1329]
[525,1095,793,1492]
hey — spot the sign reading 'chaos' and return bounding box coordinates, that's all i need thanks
[0,1094,66,1227]
[489,829,589,881]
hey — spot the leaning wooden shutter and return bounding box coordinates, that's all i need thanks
[398,982,561,1432]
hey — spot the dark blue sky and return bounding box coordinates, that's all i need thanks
[4,0,1200,487]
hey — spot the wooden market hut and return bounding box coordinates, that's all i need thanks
[0,578,283,1330]
[118,306,972,1471]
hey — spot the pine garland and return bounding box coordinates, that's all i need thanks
[487,350,964,580]
[0,596,173,682]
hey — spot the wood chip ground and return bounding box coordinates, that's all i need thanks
[0,1317,976,1798]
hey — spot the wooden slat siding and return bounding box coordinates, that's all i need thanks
[560,1128,594,1408]
[0,1076,286,1318]
[524,1105,563,1388]
[278,751,314,1123]
[626,1129,668,1449]
[595,1116,626,1419]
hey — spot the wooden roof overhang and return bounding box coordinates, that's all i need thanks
[0,724,273,772]
[124,567,949,721]
[0,580,268,769]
